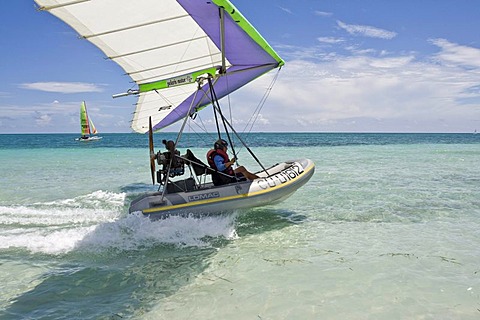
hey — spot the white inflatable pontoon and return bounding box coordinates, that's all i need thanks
[129,158,315,220]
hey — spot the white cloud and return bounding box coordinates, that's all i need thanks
[0,100,127,133]
[278,6,292,14]
[19,82,104,93]
[317,37,344,44]
[34,112,53,127]
[430,38,480,67]
[314,11,332,17]
[255,114,270,125]
[337,21,397,39]
[232,42,480,132]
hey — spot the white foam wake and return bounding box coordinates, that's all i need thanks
[0,191,239,255]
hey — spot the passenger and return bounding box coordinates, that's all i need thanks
[164,140,178,154]
[206,139,258,186]
[161,140,184,177]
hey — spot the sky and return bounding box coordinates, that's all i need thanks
[1,0,480,134]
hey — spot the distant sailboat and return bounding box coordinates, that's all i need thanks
[75,101,102,141]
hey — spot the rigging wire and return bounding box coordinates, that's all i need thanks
[243,67,281,135]
[227,67,282,157]
[206,77,268,174]
[207,77,236,156]
[159,88,200,197]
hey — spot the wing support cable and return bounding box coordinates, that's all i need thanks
[158,88,201,197]
[207,77,268,175]
[243,67,282,135]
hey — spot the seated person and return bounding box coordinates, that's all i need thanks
[206,139,259,186]
[158,140,184,177]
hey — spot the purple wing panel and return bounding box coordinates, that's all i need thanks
[153,1,279,130]
[178,0,276,66]
[153,65,273,130]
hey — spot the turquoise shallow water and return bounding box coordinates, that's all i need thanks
[0,133,479,319]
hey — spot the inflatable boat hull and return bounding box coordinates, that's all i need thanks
[129,159,315,220]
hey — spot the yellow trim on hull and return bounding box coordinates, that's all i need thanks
[143,162,315,214]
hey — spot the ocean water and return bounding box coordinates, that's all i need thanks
[0,133,479,319]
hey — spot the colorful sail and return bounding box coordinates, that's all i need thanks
[35,0,284,133]
[79,101,91,136]
[80,101,98,136]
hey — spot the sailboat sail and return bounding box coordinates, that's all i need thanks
[80,101,98,136]
[35,0,284,133]
[89,120,97,135]
[80,101,91,136]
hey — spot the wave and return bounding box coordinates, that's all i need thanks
[0,190,239,255]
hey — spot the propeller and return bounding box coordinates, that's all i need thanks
[149,117,156,185]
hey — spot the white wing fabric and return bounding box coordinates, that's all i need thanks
[35,0,284,133]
